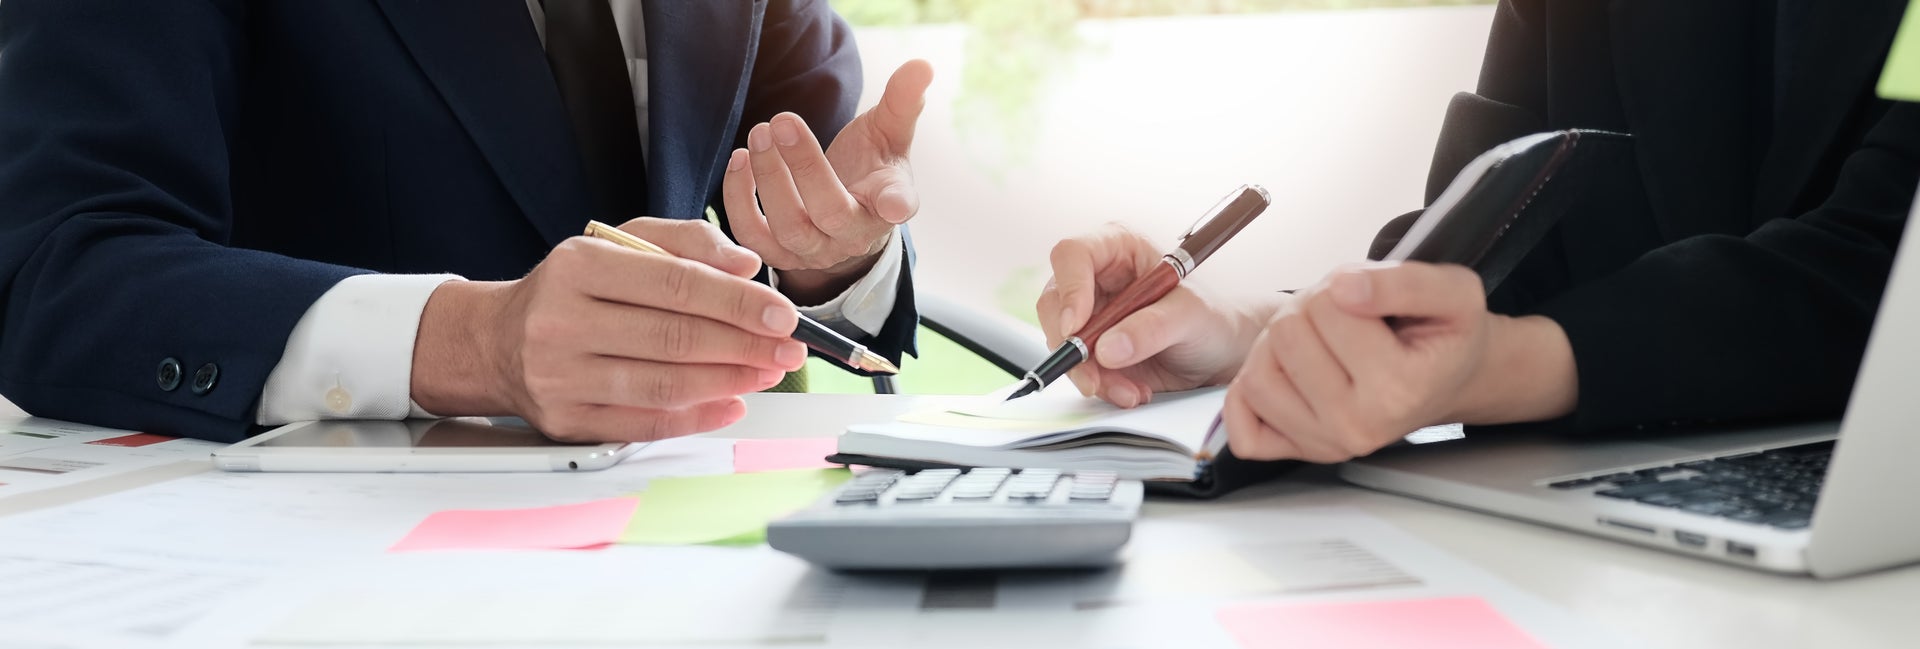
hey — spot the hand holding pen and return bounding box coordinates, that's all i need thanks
[584,222,899,374]
[1029,186,1270,463]
[411,218,815,443]
[1026,186,1272,404]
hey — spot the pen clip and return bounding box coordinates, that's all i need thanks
[1181,185,1252,241]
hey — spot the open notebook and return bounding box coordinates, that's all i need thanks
[836,386,1228,482]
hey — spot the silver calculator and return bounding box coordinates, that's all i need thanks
[767,467,1143,570]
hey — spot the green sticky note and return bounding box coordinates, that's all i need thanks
[620,468,851,546]
[1880,1,1920,101]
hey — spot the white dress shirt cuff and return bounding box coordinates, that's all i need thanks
[256,274,463,425]
[769,227,904,340]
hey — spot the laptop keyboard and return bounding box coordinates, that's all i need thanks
[1548,440,1832,531]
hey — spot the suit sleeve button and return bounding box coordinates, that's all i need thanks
[157,358,183,392]
[190,363,219,396]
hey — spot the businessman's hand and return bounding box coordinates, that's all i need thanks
[723,60,934,305]
[1035,225,1283,408]
[1220,262,1578,463]
[411,218,808,443]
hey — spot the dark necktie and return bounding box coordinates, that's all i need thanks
[543,0,648,221]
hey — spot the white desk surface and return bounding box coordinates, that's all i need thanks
[3,393,1916,648]
[720,394,1920,649]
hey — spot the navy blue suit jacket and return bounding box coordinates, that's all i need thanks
[0,0,918,442]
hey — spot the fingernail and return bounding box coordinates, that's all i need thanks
[771,119,801,147]
[762,305,791,332]
[758,369,786,386]
[1060,307,1079,332]
[1331,271,1373,308]
[748,124,772,152]
[1096,333,1132,366]
[774,341,806,369]
[727,149,747,171]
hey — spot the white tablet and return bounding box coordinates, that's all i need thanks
[213,418,639,472]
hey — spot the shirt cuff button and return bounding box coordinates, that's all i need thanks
[325,387,354,414]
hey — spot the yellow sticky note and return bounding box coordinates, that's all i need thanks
[1880,1,1920,101]
[620,468,851,546]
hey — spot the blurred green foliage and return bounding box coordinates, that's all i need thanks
[804,325,1020,395]
[833,0,1493,26]
[815,0,1493,394]
[835,0,1489,173]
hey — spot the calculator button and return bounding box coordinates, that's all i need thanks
[836,490,883,504]
[968,468,1012,476]
[850,475,900,489]
[1075,470,1118,481]
[916,469,963,478]
[893,490,940,501]
[1017,469,1062,479]
[902,477,957,491]
[1069,486,1115,501]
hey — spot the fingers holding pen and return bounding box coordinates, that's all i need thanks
[560,237,797,339]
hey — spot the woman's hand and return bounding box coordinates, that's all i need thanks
[1035,225,1283,407]
[1222,261,1579,462]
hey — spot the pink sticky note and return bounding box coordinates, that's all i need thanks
[734,437,843,473]
[390,497,641,552]
[1217,597,1548,649]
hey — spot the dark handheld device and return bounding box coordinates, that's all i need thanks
[1382,130,1632,289]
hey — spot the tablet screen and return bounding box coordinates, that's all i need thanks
[256,418,596,449]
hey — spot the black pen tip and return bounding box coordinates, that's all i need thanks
[1004,379,1040,401]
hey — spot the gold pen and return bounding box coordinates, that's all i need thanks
[583,221,900,374]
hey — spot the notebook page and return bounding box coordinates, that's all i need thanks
[897,384,1115,432]
[863,387,1225,452]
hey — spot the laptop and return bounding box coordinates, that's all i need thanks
[1337,193,1920,578]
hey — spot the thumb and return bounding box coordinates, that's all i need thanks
[871,59,933,156]
[850,167,919,225]
[1091,291,1203,370]
[1328,262,1485,320]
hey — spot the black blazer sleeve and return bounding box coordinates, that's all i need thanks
[0,0,370,442]
[722,0,919,372]
[1374,0,1920,434]
[1532,107,1919,433]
